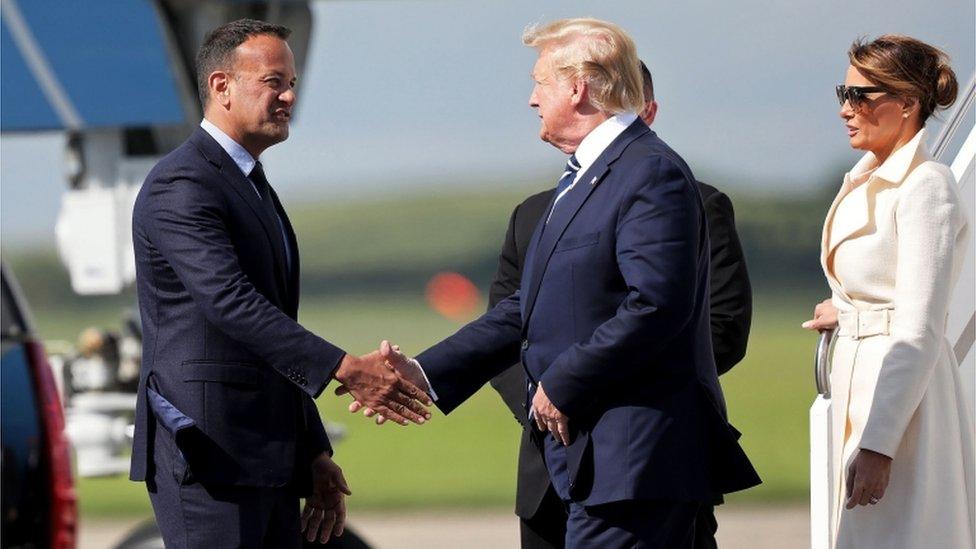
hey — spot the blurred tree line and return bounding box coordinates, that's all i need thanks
[3,173,841,315]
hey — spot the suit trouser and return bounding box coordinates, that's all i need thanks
[565,499,699,549]
[146,428,302,549]
[520,485,716,549]
[520,486,569,549]
[693,505,719,549]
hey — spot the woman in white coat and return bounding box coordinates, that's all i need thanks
[803,35,974,548]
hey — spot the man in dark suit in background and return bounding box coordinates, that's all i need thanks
[130,19,430,548]
[488,60,754,549]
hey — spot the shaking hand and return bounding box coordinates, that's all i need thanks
[332,341,432,426]
[337,341,431,426]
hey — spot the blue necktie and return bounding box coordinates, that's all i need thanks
[548,154,580,222]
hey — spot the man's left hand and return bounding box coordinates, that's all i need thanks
[302,452,351,544]
[533,383,571,446]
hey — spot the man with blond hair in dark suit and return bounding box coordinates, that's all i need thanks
[488,59,754,549]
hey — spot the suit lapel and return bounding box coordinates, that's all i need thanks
[820,178,849,298]
[825,179,871,256]
[522,163,608,325]
[821,177,869,302]
[189,128,290,294]
[521,119,649,327]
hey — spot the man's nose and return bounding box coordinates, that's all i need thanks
[281,88,296,105]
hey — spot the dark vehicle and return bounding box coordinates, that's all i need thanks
[1,262,77,548]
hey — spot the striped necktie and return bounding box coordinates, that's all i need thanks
[547,154,580,222]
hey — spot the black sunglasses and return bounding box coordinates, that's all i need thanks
[835,85,888,109]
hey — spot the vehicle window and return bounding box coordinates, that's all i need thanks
[1,272,28,340]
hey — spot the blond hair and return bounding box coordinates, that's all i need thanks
[523,18,644,114]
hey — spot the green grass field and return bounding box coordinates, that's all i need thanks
[6,185,827,517]
[65,293,821,517]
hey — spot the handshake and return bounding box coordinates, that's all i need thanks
[307,340,572,543]
[332,340,432,426]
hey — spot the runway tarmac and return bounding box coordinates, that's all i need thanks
[80,503,809,548]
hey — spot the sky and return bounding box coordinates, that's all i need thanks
[2,0,974,245]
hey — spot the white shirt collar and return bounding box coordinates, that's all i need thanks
[571,112,638,183]
[200,118,258,177]
[547,112,639,221]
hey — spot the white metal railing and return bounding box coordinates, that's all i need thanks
[932,75,976,160]
[814,329,834,398]
[810,328,835,549]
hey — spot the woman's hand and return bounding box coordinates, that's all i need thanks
[802,298,839,332]
[845,448,892,509]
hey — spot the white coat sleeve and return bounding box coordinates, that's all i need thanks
[858,166,968,458]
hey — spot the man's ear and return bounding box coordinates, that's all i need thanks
[570,77,588,107]
[641,100,659,126]
[209,71,232,108]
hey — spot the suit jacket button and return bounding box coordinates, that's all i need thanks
[521,340,529,350]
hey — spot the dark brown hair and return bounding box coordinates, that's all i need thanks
[196,19,291,108]
[639,60,654,101]
[848,34,958,122]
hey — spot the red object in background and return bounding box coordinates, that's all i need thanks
[26,340,77,549]
[426,272,482,322]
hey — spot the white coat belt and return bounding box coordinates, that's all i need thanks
[837,309,892,339]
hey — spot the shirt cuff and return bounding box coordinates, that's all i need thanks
[413,358,438,402]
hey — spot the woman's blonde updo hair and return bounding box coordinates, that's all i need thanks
[522,18,644,114]
[848,34,958,122]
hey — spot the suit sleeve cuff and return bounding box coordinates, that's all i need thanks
[539,366,586,418]
[306,345,346,398]
[414,359,439,402]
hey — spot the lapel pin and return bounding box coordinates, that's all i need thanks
[590,176,599,186]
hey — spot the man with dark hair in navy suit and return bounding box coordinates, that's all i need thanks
[130,18,431,548]
[353,18,760,548]
[487,59,754,548]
